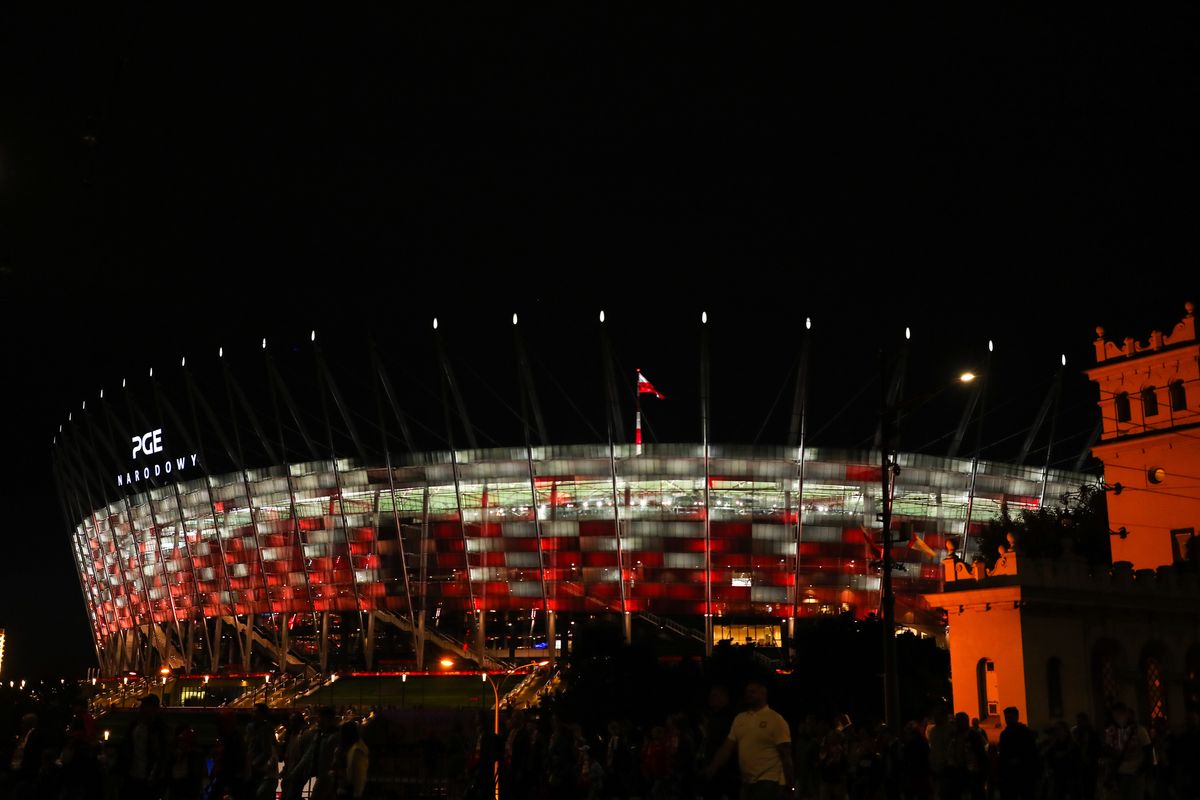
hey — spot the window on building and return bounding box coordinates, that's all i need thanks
[1185,647,1200,714]
[1142,387,1159,418]
[1047,658,1064,719]
[977,658,999,719]
[1172,528,1195,564]
[1170,380,1187,412]
[1096,652,1118,711]
[1115,393,1131,423]
[1145,655,1167,722]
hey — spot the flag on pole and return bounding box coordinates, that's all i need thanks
[635,370,663,455]
[637,370,665,400]
[907,531,939,559]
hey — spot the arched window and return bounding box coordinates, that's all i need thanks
[1143,386,1159,418]
[1145,655,1167,721]
[1095,650,1119,712]
[1170,380,1187,412]
[1186,646,1200,714]
[1047,658,1064,719]
[1115,392,1132,423]
[977,658,999,720]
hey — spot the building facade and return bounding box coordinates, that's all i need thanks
[925,302,1200,735]
[65,443,1083,676]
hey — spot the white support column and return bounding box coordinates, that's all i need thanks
[242,616,253,672]
[320,612,330,674]
[278,616,289,674]
[184,620,195,674]
[365,611,377,672]
[212,617,223,673]
[416,611,426,671]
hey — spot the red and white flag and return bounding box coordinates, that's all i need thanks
[637,370,665,400]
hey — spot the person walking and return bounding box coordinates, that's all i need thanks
[7,712,47,800]
[333,720,368,799]
[1041,720,1082,800]
[817,719,850,800]
[305,707,342,800]
[165,722,205,800]
[279,713,310,800]
[925,709,953,800]
[702,679,795,799]
[996,707,1040,800]
[897,721,931,800]
[1071,713,1102,800]
[1102,704,1150,800]
[246,703,280,800]
[118,694,169,800]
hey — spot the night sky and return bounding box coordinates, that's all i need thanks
[3,5,1197,678]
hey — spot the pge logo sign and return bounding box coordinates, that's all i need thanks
[118,427,199,488]
[132,429,164,460]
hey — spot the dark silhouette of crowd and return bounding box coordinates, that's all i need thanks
[4,677,1200,799]
[471,697,1200,800]
[0,692,383,800]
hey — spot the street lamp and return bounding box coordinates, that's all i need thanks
[480,661,549,800]
[880,363,978,731]
[482,672,501,800]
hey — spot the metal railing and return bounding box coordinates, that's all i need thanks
[635,610,708,643]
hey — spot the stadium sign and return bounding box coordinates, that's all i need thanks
[117,427,199,487]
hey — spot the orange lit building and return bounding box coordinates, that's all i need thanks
[1088,302,1200,568]
[925,303,1200,736]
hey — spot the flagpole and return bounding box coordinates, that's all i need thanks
[700,312,713,658]
[790,317,811,647]
[635,369,643,455]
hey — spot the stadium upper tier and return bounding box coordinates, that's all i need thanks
[71,443,1087,644]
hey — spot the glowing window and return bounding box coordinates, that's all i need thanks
[1146,656,1166,722]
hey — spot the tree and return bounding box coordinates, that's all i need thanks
[971,482,1111,569]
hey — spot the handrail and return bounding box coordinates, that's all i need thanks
[635,610,708,643]
[374,609,517,671]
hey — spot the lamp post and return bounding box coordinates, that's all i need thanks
[481,672,503,800]
[481,661,548,800]
[879,350,901,734]
[879,359,977,732]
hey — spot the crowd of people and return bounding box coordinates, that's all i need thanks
[4,680,1200,799]
[1,694,375,800]
[472,690,1200,800]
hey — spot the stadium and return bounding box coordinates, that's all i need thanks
[51,324,1090,677]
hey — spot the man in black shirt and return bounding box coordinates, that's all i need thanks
[700,685,740,800]
[996,706,1039,800]
[118,694,169,800]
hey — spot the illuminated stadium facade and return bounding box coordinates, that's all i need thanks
[51,323,1092,676]
[62,441,1085,676]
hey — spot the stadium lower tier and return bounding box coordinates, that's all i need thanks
[67,444,1086,673]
